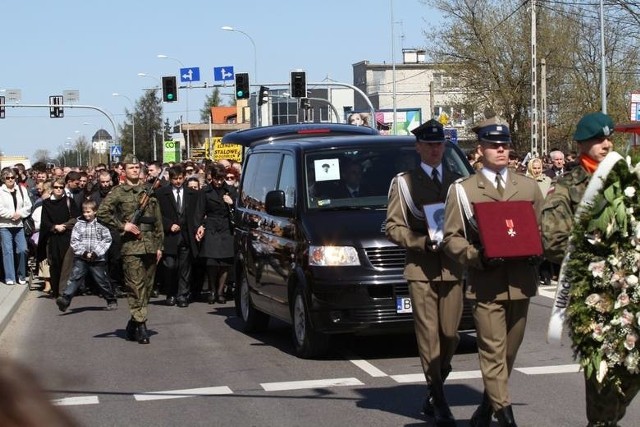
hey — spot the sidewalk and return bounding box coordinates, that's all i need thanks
[0,282,30,335]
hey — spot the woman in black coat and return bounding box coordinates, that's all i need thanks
[195,164,236,304]
[38,178,80,298]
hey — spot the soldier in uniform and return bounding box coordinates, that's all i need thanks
[541,112,635,427]
[386,119,464,426]
[441,117,544,427]
[97,154,163,344]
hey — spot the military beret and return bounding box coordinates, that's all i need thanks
[573,112,614,142]
[122,153,139,165]
[411,119,446,143]
[472,117,511,143]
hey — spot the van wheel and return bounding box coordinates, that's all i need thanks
[292,286,330,359]
[236,269,269,332]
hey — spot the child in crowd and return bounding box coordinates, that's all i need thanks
[56,200,117,312]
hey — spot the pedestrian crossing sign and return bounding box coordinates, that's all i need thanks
[110,145,122,157]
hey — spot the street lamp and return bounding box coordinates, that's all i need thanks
[157,54,190,159]
[112,92,136,156]
[221,26,258,83]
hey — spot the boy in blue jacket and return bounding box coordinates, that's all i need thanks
[56,199,117,312]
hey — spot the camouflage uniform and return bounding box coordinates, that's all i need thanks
[97,183,163,323]
[540,166,590,264]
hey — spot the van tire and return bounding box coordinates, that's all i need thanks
[236,268,269,332]
[292,286,330,359]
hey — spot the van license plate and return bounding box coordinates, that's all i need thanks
[396,296,412,313]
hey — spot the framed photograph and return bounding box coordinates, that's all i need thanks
[423,202,446,244]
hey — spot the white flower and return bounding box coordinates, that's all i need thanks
[615,293,631,309]
[627,275,639,287]
[597,359,608,383]
[625,187,636,198]
[625,333,638,350]
[625,352,640,374]
[592,323,605,341]
[589,260,606,278]
[608,255,621,268]
[585,293,602,307]
[621,309,635,326]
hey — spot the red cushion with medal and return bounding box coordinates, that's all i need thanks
[473,200,543,259]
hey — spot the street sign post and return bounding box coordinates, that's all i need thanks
[214,66,234,82]
[180,67,200,83]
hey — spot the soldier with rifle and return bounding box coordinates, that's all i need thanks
[97,154,163,344]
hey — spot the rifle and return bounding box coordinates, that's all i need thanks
[129,168,166,226]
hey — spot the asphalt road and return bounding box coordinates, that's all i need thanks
[0,285,638,427]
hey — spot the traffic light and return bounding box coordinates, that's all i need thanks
[290,71,306,98]
[0,96,5,119]
[235,73,250,100]
[162,76,178,102]
[257,86,269,106]
[49,95,64,118]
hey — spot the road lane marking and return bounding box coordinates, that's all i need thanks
[538,286,556,299]
[134,386,233,401]
[391,370,483,383]
[348,358,388,377]
[515,364,580,375]
[52,396,99,406]
[261,377,364,392]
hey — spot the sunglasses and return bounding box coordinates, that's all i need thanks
[4,176,15,180]
[185,169,194,173]
[226,175,235,180]
[53,185,65,189]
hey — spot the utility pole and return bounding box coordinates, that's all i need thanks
[531,0,539,157]
[541,58,548,156]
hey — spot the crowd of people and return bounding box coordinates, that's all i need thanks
[0,157,241,343]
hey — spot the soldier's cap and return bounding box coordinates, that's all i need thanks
[122,153,139,165]
[411,119,446,143]
[472,117,511,144]
[573,112,614,142]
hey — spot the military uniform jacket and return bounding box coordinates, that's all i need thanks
[541,165,590,265]
[442,170,544,301]
[96,183,164,256]
[386,166,463,282]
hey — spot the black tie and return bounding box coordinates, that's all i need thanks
[496,174,505,197]
[176,189,182,212]
[431,168,441,187]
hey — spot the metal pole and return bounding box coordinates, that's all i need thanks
[531,0,539,157]
[600,0,607,113]
[391,0,397,134]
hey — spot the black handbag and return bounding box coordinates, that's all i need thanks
[23,216,36,237]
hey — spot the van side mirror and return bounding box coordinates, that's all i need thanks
[265,190,293,217]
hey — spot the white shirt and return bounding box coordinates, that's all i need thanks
[480,168,508,190]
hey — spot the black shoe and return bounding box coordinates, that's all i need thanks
[216,294,227,304]
[151,288,159,298]
[495,405,517,427]
[177,298,189,308]
[428,383,456,427]
[56,296,70,312]
[208,292,216,305]
[166,296,176,306]
[125,318,137,341]
[422,393,434,417]
[136,321,150,344]
[105,300,118,311]
[470,392,493,427]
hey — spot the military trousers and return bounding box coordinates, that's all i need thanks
[409,280,463,385]
[584,371,640,426]
[123,254,157,322]
[473,298,529,411]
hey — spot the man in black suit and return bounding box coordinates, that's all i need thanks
[543,149,565,179]
[156,165,203,307]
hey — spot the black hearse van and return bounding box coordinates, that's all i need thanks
[223,123,473,358]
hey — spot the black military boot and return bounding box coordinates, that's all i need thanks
[428,382,456,427]
[470,392,493,427]
[495,405,517,427]
[136,321,150,344]
[125,318,137,341]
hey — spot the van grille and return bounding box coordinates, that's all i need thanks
[364,246,406,269]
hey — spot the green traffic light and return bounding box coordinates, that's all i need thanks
[167,94,174,100]
[237,91,244,98]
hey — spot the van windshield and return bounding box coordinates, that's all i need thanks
[305,143,471,210]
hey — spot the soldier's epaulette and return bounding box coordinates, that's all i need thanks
[454,176,471,184]
[394,171,409,178]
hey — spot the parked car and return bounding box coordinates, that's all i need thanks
[223,123,474,358]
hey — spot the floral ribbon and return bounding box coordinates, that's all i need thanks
[547,151,624,346]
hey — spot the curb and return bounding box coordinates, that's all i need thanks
[0,283,30,335]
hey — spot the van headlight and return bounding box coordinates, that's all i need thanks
[309,246,360,266]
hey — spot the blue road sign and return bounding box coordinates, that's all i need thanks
[214,66,234,82]
[110,145,122,157]
[180,67,200,83]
